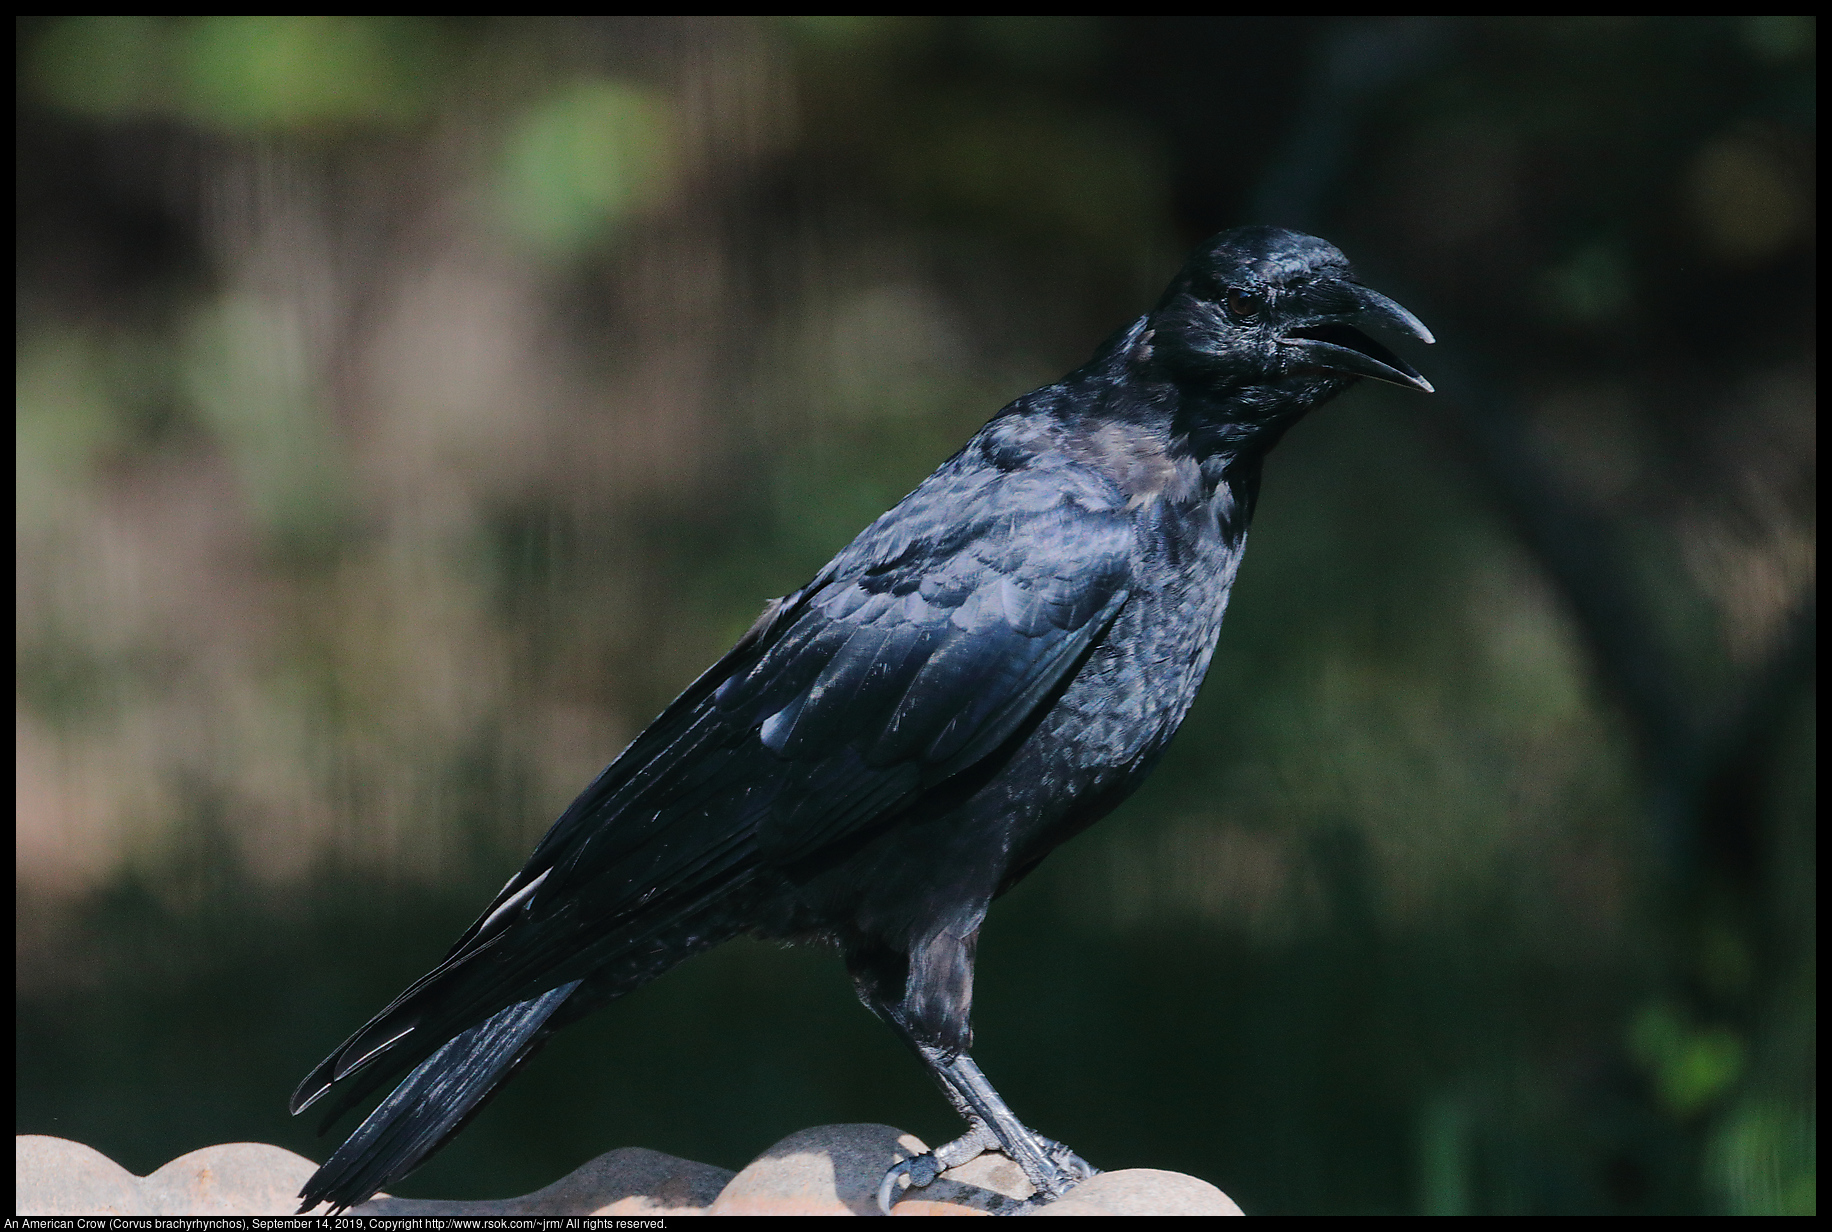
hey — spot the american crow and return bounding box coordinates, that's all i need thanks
[291,226,1432,1214]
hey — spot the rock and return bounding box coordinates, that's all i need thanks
[15,1131,1243,1216]
[16,1136,142,1216]
[141,1143,323,1215]
[1024,1168,1244,1216]
[16,1137,319,1216]
[707,1123,929,1216]
[888,1150,1036,1216]
[359,1146,733,1215]
[16,1136,728,1217]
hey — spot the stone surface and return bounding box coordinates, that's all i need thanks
[707,1122,929,1216]
[889,1150,1036,1216]
[359,1147,733,1216]
[15,1130,1241,1216]
[16,1138,319,1216]
[1025,1168,1244,1216]
[17,1136,142,1216]
[141,1144,323,1215]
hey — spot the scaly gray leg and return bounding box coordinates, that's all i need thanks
[878,1041,1099,1214]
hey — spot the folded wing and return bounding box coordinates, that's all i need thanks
[291,460,1133,1124]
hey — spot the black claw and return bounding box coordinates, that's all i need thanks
[1012,1136,1100,1203]
[1037,1136,1101,1184]
[877,1158,910,1215]
[878,1152,943,1215]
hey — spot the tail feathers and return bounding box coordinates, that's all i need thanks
[296,980,581,1215]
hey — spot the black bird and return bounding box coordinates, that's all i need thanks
[291,226,1432,1214]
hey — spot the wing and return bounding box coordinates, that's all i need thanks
[526,457,1133,875]
[293,454,1133,1118]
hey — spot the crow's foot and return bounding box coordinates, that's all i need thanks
[876,1118,1098,1214]
[869,1027,1100,1213]
[1021,1134,1100,1203]
[877,1119,996,1213]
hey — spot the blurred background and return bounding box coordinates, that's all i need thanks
[15,17,1814,1214]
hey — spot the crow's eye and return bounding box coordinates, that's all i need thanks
[1226,290,1265,321]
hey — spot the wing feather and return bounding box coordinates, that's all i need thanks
[296,455,1136,1121]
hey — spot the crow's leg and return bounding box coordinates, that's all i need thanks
[854,932,1099,1211]
[877,1038,1099,1214]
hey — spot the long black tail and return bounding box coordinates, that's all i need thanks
[296,980,581,1214]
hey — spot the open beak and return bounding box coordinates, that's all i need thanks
[1281,284,1435,393]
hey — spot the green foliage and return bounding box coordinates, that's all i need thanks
[1629,1002,1746,1118]
[182,297,351,545]
[1709,1098,1817,1214]
[29,16,444,131]
[498,79,679,257]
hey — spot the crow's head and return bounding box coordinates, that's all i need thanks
[1146,226,1433,402]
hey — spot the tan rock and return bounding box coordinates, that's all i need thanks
[17,1137,324,1216]
[14,1131,1241,1217]
[1024,1168,1243,1216]
[140,1143,323,1215]
[889,1149,1035,1216]
[360,1146,733,1215]
[16,1136,143,1216]
[707,1123,928,1216]
[15,1136,729,1217]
